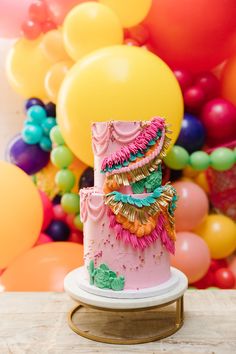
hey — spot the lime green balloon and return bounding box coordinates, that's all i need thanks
[74,214,83,231]
[55,169,75,192]
[210,148,235,171]
[51,146,73,168]
[61,193,80,214]
[190,151,210,171]
[50,125,65,145]
[164,145,189,170]
[234,147,236,162]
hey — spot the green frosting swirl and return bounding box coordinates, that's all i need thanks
[87,261,125,291]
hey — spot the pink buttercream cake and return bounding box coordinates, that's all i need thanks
[80,117,177,291]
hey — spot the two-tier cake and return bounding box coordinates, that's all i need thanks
[80,117,178,295]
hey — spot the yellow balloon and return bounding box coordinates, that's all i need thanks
[195,214,236,259]
[57,45,183,166]
[40,29,70,63]
[0,162,43,269]
[99,0,152,27]
[6,37,55,99]
[63,2,123,61]
[45,60,73,103]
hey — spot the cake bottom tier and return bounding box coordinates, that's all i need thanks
[81,188,171,291]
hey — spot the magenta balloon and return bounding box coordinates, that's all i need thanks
[171,232,210,283]
[173,181,209,232]
[200,98,236,146]
[0,0,32,38]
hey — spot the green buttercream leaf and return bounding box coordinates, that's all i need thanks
[127,195,135,205]
[110,276,125,291]
[123,160,129,166]
[109,271,117,279]
[129,154,136,161]
[136,151,144,157]
[131,180,145,194]
[99,264,109,271]
[133,199,143,207]
[147,139,156,146]
[145,167,162,192]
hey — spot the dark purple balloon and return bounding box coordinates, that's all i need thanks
[46,220,70,241]
[7,136,50,175]
[52,194,62,205]
[45,102,56,117]
[176,113,206,153]
[25,97,45,111]
[79,167,94,190]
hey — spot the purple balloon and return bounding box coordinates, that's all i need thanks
[25,97,45,111]
[7,136,50,175]
[45,102,56,117]
[46,220,70,241]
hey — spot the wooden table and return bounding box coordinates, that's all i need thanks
[0,290,235,353]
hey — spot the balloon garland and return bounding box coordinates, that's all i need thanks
[164,145,236,171]
[50,125,83,231]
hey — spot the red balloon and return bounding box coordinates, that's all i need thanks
[21,19,42,40]
[125,24,150,45]
[35,232,53,245]
[41,20,57,32]
[173,69,193,92]
[29,0,48,22]
[184,85,206,113]
[200,98,236,146]
[69,231,83,244]
[124,38,140,47]
[39,191,54,231]
[214,268,235,289]
[192,268,215,289]
[194,72,220,100]
[144,0,236,72]
[210,259,228,273]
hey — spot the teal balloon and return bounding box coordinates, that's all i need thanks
[55,169,75,192]
[164,145,189,170]
[51,146,73,168]
[41,117,57,136]
[22,124,43,144]
[27,105,47,125]
[50,126,65,145]
[40,136,52,151]
[210,148,235,171]
[190,151,210,171]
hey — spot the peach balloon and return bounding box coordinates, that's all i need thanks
[0,242,83,291]
[171,232,210,283]
[173,181,209,231]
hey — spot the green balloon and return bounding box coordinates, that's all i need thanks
[61,193,80,214]
[190,151,210,171]
[164,145,189,170]
[74,214,83,231]
[51,146,73,168]
[210,148,235,171]
[50,126,65,145]
[55,169,75,192]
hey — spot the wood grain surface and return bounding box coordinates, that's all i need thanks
[0,290,235,353]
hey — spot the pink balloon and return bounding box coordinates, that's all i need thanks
[173,181,209,231]
[171,232,211,283]
[39,190,54,231]
[0,0,32,38]
[45,0,95,25]
[35,232,53,245]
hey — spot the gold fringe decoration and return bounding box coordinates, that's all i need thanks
[103,132,171,193]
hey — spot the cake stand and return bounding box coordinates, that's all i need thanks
[64,267,188,344]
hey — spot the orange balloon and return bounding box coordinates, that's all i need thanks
[40,29,70,62]
[221,54,236,106]
[0,162,43,269]
[45,60,73,103]
[0,242,83,291]
[194,172,209,194]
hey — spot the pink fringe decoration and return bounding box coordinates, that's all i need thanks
[108,210,175,254]
[101,117,165,171]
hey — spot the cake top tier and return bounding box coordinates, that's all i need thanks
[92,117,171,191]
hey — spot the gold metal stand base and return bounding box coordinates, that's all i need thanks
[68,296,184,344]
